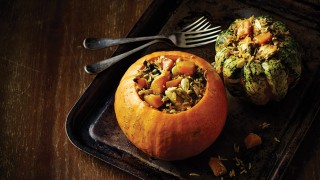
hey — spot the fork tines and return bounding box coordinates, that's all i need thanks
[183,26,221,47]
[182,16,212,32]
[180,16,222,47]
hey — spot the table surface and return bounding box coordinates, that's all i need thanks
[0,0,319,179]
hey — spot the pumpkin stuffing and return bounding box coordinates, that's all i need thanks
[114,51,227,161]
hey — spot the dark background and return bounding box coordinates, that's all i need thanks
[0,0,319,179]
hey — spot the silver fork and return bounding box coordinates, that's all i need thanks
[83,17,221,50]
[84,17,221,74]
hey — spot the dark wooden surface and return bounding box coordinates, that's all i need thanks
[0,0,319,179]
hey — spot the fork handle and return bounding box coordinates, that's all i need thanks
[83,35,166,50]
[84,40,162,74]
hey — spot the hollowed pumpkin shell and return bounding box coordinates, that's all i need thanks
[114,51,227,161]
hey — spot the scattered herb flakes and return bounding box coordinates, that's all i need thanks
[209,156,253,178]
[240,169,248,175]
[234,157,244,168]
[260,122,271,129]
[218,155,228,161]
[274,137,281,143]
[229,169,236,177]
[233,143,240,153]
[208,123,271,177]
[189,173,200,177]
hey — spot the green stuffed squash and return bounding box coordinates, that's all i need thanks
[214,16,301,105]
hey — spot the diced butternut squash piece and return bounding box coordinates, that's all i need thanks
[209,157,227,177]
[254,32,272,45]
[150,71,170,94]
[165,77,182,88]
[136,78,148,89]
[236,19,253,39]
[173,61,195,76]
[244,133,262,149]
[161,58,174,71]
[144,94,163,108]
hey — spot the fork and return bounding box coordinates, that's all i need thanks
[83,17,221,50]
[84,17,221,74]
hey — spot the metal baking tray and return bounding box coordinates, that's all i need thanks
[66,0,320,179]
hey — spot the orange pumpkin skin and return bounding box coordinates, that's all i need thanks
[114,51,227,161]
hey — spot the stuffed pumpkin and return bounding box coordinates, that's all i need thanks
[114,51,227,161]
[214,16,301,105]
